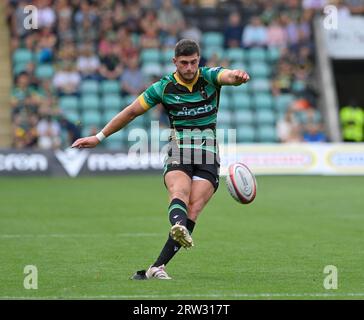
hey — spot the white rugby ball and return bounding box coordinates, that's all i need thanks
[226,163,257,204]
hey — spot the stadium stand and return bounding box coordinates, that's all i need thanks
[6,0,352,150]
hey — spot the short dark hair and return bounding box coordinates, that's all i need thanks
[175,39,200,57]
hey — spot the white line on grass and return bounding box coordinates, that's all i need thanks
[1,293,364,299]
[0,233,161,238]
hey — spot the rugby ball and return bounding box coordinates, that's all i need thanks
[226,163,257,204]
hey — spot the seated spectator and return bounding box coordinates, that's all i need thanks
[36,26,56,63]
[158,0,185,36]
[37,0,56,29]
[52,61,81,96]
[57,115,81,147]
[242,16,268,48]
[303,123,327,142]
[57,16,75,44]
[267,18,287,48]
[75,16,99,44]
[36,114,61,150]
[98,45,123,81]
[11,72,40,114]
[140,28,161,49]
[98,31,120,57]
[276,108,303,143]
[224,12,244,48]
[180,21,202,44]
[121,56,146,96]
[77,43,100,80]
[74,0,98,27]
[140,10,161,36]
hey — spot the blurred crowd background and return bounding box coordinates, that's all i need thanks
[6,0,364,150]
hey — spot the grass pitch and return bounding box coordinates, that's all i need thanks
[0,175,363,299]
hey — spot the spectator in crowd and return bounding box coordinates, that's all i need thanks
[98,40,124,81]
[36,26,56,64]
[37,114,61,150]
[53,61,81,96]
[57,16,75,44]
[303,123,327,142]
[121,56,146,96]
[180,21,202,44]
[58,115,82,147]
[267,17,288,48]
[242,16,268,48]
[276,107,303,143]
[76,43,100,80]
[11,72,41,114]
[224,12,244,48]
[37,0,56,29]
[158,0,185,36]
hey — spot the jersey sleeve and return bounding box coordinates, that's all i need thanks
[138,80,164,110]
[201,66,226,87]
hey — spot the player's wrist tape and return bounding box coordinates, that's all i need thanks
[96,131,106,142]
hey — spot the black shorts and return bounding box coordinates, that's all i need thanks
[163,142,220,192]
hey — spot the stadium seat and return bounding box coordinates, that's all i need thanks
[13,49,33,65]
[80,80,99,94]
[164,63,176,74]
[234,109,255,125]
[81,111,102,127]
[141,62,163,78]
[237,126,256,143]
[230,62,249,72]
[101,94,123,111]
[35,64,54,79]
[247,47,267,62]
[226,48,245,63]
[267,46,281,62]
[250,78,271,93]
[140,48,161,63]
[64,110,80,123]
[249,62,271,79]
[102,110,117,124]
[217,110,233,125]
[231,93,252,110]
[80,94,100,111]
[256,109,276,125]
[203,46,224,60]
[161,48,174,63]
[274,94,295,113]
[59,96,79,112]
[218,93,231,110]
[256,125,277,142]
[252,93,273,109]
[13,63,28,75]
[124,95,137,106]
[101,80,120,95]
[202,32,224,48]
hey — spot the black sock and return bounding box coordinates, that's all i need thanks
[168,198,187,226]
[152,218,196,267]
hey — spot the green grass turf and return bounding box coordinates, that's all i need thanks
[0,175,363,300]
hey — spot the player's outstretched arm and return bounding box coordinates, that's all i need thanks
[71,99,147,149]
[218,69,250,86]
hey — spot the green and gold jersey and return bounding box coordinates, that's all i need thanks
[138,66,225,153]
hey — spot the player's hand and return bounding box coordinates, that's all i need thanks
[71,136,99,149]
[232,70,250,84]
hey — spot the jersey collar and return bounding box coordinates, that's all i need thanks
[173,69,200,93]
